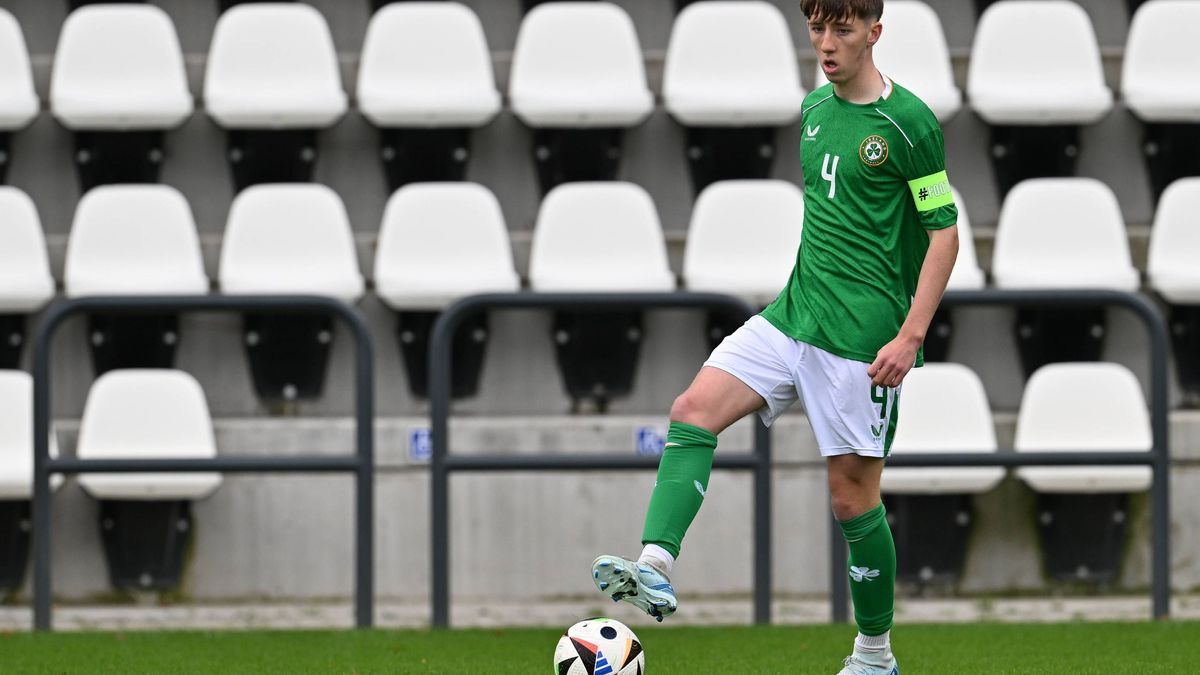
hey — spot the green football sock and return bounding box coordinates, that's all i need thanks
[640,421,718,559]
[839,502,896,637]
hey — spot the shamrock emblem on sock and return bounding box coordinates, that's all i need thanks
[849,566,881,583]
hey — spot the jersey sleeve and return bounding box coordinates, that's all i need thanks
[904,130,958,230]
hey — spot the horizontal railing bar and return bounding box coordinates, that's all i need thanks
[442,454,761,471]
[885,452,1155,467]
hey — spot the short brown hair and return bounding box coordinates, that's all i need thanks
[800,0,883,24]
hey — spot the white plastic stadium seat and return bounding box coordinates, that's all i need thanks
[358,3,501,128]
[683,180,803,305]
[1147,178,1200,303]
[0,372,61,499]
[812,0,960,122]
[968,1,1112,125]
[1015,363,1152,493]
[510,3,654,128]
[882,363,1003,494]
[663,1,805,126]
[77,370,221,500]
[0,187,54,313]
[1122,0,1200,123]
[529,182,675,292]
[205,4,347,129]
[991,179,1139,291]
[50,5,192,130]
[64,185,208,297]
[374,183,520,310]
[945,186,985,291]
[0,9,38,130]
[219,184,364,302]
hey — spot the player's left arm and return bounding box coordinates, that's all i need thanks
[868,224,958,388]
[868,127,959,389]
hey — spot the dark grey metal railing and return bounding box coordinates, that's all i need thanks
[830,289,1172,621]
[31,295,375,631]
[428,292,772,627]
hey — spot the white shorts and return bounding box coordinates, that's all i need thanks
[703,315,901,458]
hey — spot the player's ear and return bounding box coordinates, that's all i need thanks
[867,20,882,47]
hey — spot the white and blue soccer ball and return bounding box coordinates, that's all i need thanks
[554,617,645,675]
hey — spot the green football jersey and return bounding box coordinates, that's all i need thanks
[760,78,958,365]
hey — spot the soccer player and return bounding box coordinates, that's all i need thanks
[591,1,958,673]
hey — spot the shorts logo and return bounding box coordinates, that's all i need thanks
[859,135,888,167]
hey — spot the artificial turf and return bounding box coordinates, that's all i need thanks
[2,621,1195,673]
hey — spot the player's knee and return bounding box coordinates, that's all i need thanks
[669,390,708,428]
[829,475,874,522]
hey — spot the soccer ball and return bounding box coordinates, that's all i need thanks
[553,617,645,675]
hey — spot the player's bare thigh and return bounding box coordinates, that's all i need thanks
[669,366,766,435]
[826,453,885,521]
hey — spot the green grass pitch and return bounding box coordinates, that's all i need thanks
[3,622,1196,673]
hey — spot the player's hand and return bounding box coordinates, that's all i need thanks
[867,334,920,388]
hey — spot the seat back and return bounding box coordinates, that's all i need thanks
[992,178,1138,290]
[510,2,653,127]
[374,183,520,310]
[664,1,805,126]
[1015,363,1152,493]
[529,182,674,292]
[219,184,364,302]
[945,186,985,291]
[683,180,803,305]
[51,5,191,130]
[64,185,208,297]
[76,369,222,500]
[0,8,37,130]
[0,372,60,499]
[358,2,501,127]
[968,1,1111,124]
[1122,0,1200,122]
[884,363,1003,494]
[1148,177,1200,303]
[0,187,54,313]
[204,4,347,128]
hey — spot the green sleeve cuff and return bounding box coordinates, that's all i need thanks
[908,170,954,212]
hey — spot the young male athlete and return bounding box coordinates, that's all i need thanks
[591,1,959,673]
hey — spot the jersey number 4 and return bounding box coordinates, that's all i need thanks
[822,153,840,199]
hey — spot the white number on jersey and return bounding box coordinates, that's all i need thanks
[821,153,840,199]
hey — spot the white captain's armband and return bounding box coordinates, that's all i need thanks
[907,171,954,212]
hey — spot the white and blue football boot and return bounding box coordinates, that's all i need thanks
[591,555,678,622]
[837,653,899,675]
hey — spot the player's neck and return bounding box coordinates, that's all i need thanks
[833,64,885,105]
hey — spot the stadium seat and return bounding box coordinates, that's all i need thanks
[509,3,654,194]
[1014,363,1152,583]
[882,363,1003,585]
[663,1,805,193]
[358,3,501,191]
[529,182,675,410]
[204,4,347,191]
[812,0,961,123]
[0,9,37,184]
[924,187,983,362]
[0,372,61,595]
[967,1,1113,197]
[1121,0,1200,201]
[63,185,209,375]
[374,183,520,398]
[1146,177,1200,406]
[218,0,294,12]
[991,178,1138,377]
[682,179,804,345]
[76,369,222,591]
[219,184,364,405]
[0,187,54,369]
[50,4,192,190]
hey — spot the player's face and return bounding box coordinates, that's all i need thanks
[808,15,881,84]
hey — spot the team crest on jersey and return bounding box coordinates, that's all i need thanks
[859,135,888,167]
